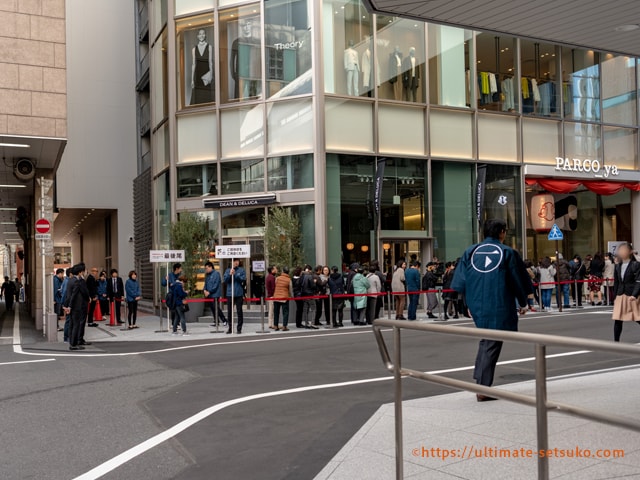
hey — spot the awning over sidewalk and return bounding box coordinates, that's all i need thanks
[525,178,640,195]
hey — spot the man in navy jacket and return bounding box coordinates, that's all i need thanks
[452,219,532,401]
[203,261,226,326]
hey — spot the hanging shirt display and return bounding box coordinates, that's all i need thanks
[501,77,514,111]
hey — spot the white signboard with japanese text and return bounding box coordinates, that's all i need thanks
[215,245,251,259]
[149,250,186,263]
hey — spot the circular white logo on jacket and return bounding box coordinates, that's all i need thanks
[471,244,504,273]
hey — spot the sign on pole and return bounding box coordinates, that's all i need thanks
[252,260,265,272]
[35,233,51,241]
[215,245,251,259]
[547,224,564,241]
[149,250,185,263]
[35,218,51,234]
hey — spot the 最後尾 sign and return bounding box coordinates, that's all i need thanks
[149,250,185,263]
[215,245,251,259]
[555,157,619,178]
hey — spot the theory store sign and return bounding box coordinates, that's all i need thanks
[555,157,619,178]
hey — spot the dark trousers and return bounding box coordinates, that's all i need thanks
[614,320,640,342]
[63,313,71,342]
[87,299,97,323]
[473,339,503,386]
[227,296,243,332]
[99,298,109,319]
[69,310,87,347]
[273,301,289,328]
[206,298,226,324]
[332,299,344,326]
[315,297,330,325]
[295,299,304,327]
[302,299,315,326]
[375,296,383,319]
[366,297,377,324]
[407,293,419,320]
[127,301,138,325]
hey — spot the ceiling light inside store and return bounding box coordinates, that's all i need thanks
[615,24,640,32]
[0,143,29,148]
[0,184,26,188]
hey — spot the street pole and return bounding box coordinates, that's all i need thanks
[231,258,234,334]
[40,177,46,337]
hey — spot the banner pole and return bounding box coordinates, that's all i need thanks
[231,258,234,334]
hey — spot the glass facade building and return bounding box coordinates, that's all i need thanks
[145,0,640,296]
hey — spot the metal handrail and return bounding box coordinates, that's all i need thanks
[371,319,640,480]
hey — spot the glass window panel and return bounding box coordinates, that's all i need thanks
[379,158,428,231]
[151,0,168,39]
[267,154,314,190]
[604,127,637,170]
[376,17,426,103]
[522,118,562,164]
[429,109,472,159]
[220,105,265,158]
[520,40,560,117]
[562,47,600,121]
[155,172,171,248]
[221,207,265,236]
[177,15,215,108]
[220,159,265,194]
[478,114,517,162]
[322,0,373,97]
[266,99,313,154]
[428,24,471,108]
[265,0,312,98]
[151,33,168,126]
[175,0,213,16]
[219,4,262,103]
[378,104,425,155]
[475,32,517,112]
[564,122,601,160]
[177,164,218,198]
[483,165,522,248]
[601,54,637,126]
[177,112,217,162]
[325,99,373,152]
[153,123,169,173]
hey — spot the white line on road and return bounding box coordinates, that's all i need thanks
[0,358,55,366]
[73,347,597,480]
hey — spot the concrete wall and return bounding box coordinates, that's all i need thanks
[56,0,137,270]
[0,0,67,137]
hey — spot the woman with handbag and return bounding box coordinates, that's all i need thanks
[172,275,190,336]
[612,243,640,342]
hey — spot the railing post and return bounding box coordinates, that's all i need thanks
[535,343,549,480]
[387,291,392,320]
[329,293,333,327]
[394,326,403,480]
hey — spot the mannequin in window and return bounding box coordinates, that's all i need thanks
[361,36,379,98]
[190,28,214,105]
[402,47,419,102]
[231,18,261,100]
[388,46,402,100]
[344,40,359,96]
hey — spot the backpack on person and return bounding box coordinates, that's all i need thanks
[165,290,176,310]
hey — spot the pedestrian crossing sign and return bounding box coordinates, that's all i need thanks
[548,224,564,241]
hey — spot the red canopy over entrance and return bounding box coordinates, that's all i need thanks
[525,178,640,195]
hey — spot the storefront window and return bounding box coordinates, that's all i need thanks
[265,0,312,98]
[177,164,217,198]
[604,127,637,170]
[520,40,560,117]
[219,4,262,103]
[222,207,265,236]
[564,122,601,160]
[475,33,517,112]
[379,158,428,231]
[175,0,213,16]
[376,17,426,102]
[177,112,217,163]
[482,164,522,250]
[289,204,316,265]
[601,54,637,126]
[155,171,171,248]
[220,159,265,194]
[323,0,372,97]
[177,15,215,108]
[267,154,314,190]
[153,122,169,173]
[562,47,600,121]
[431,161,475,262]
[428,24,471,108]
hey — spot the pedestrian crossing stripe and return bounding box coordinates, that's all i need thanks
[548,224,564,241]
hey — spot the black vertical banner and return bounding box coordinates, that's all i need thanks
[475,164,487,224]
[374,157,386,222]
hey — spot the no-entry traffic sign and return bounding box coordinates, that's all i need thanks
[35,218,50,234]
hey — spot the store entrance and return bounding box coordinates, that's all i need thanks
[221,236,265,300]
[381,239,432,276]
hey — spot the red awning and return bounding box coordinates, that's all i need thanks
[525,178,640,195]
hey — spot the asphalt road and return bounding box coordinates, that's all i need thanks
[1,304,639,480]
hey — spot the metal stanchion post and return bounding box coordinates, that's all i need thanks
[387,291,392,320]
[437,288,443,320]
[535,343,549,480]
[260,297,269,333]
[557,282,563,312]
[120,300,129,331]
[329,294,333,327]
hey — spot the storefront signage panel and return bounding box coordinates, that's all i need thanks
[203,194,276,209]
[555,157,619,178]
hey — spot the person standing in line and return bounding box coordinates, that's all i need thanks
[224,259,246,334]
[328,266,345,328]
[442,262,459,320]
[366,266,382,324]
[537,257,556,312]
[422,262,439,319]
[1,276,16,311]
[371,261,386,319]
[96,271,109,321]
[53,268,65,330]
[203,261,226,327]
[612,243,640,342]
[162,263,183,327]
[106,269,125,325]
[391,261,406,320]
[86,267,99,327]
[351,266,370,325]
[555,253,572,308]
[292,267,304,328]
[171,275,189,336]
[571,255,586,307]
[315,266,331,326]
[604,252,616,305]
[65,264,91,351]
[300,265,318,329]
[265,265,277,330]
[451,219,532,402]
[405,261,421,321]
[273,266,292,331]
[345,263,359,324]
[125,270,142,329]
[61,269,73,341]
[588,253,604,306]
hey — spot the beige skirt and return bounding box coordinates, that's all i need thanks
[612,295,640,321]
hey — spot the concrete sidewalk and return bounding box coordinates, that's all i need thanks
[315,366,640,480]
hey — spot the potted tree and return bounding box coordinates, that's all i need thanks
[169,212,214,322]
[263,206,305,269]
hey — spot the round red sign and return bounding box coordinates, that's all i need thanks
[35,218,50,234]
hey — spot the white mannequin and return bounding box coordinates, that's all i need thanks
[344,40,360,96]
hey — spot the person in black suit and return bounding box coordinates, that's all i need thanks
[64,263,91,351]
[107,268,125,324]
[86,267,99,327]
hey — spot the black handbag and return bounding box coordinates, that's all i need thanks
[181,303,190,313]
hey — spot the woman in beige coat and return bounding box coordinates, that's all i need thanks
[391,261,407,320]
[612,243,640,342]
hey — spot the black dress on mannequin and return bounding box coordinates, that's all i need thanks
[191,43,214,105]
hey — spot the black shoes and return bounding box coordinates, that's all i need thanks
[427,313,436,319]
[79,341,92,346]
[476,394,497,402]
[69,346,79,351]
[88,323,98,327]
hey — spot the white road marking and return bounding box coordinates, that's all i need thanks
[0,358,55,366]
[73,347,601,480]
[9,307,55,364]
